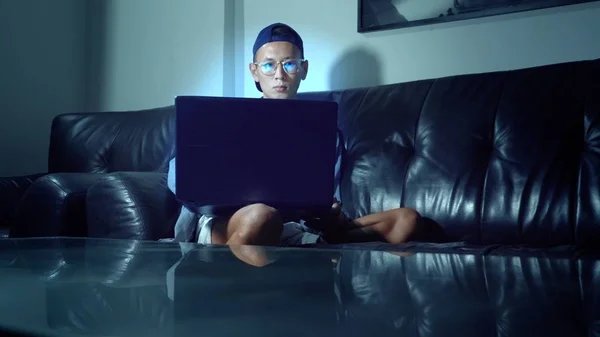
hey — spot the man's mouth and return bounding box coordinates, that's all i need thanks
[273,85,288,92]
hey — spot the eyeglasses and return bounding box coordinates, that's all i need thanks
[254,59,306,76]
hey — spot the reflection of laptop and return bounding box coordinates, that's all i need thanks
[175,96,338,217]
[174,247,338,337]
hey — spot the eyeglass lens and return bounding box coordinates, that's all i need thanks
[259,60,301,75]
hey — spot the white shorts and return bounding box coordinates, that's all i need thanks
[196,215,323,245]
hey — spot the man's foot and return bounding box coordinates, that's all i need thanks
[325,208,421,244]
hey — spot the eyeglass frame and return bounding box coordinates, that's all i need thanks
[252,58,307,76]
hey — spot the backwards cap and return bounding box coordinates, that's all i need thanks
[252,23,304,93]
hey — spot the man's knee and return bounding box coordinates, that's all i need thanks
[396,208,420,226]
[235,203,280,225]
[384,208,420,243]
[230,203,283,242]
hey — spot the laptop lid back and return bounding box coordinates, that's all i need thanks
[175,96,339,217]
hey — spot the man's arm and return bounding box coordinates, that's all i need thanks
[166,157,200,243]
[333,128,344,204]
[167,157,177,195]
[167,157,194,212]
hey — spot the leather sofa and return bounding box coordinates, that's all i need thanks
[3,57,600,249]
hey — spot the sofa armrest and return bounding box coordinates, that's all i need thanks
[0,173,46,233]
[10,173,105,238]
[86,172,180,241]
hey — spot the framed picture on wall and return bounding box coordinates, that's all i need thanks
[358,0,599,33]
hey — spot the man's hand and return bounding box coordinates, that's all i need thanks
[330,200,345,222]
[287,199,345,222]
[315,199,349,243]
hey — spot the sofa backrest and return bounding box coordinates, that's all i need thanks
[299,58,600,246]
[49,105,175,173]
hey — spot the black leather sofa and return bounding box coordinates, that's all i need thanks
[3,57,600,249]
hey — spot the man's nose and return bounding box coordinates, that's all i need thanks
[274,63,286,80]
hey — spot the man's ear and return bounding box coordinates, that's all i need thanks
[301,60,309,80]
[249,63,260,82]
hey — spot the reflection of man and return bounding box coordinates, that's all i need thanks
[166,23,426,257]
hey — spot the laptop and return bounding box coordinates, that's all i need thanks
[174,96,339,218]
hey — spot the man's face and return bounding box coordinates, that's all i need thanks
[249,41,308,99]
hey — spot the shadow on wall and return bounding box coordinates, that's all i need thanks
[84,0,108,112]
[328,47,383,91]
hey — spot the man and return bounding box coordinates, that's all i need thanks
[167,23,422,250]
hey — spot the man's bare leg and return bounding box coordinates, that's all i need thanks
[211,203,283,245]
[211,203,284,267]
[327,208,421,244]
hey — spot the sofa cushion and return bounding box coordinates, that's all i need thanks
[10,173,105,238]
[86,172,179,240]
[0,173,45,233]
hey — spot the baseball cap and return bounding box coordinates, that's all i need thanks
[252,23,304,93]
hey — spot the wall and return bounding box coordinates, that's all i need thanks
[0,0,87,176]
[242,0,600,97]
[0,0,230,175]
[92,0,227,112]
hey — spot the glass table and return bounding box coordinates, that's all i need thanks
[0,237,597,337]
